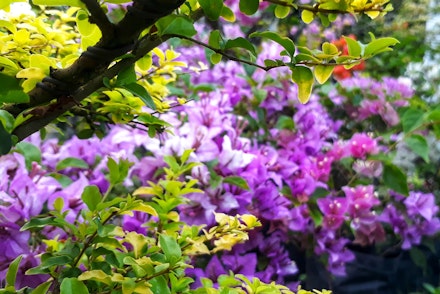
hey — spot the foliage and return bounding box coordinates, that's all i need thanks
[0,0,397,152]
[1,0,436,293]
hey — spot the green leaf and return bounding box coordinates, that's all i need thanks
[224,38,257,57]
[150,276,171,294]
[405,134,429,163]
[0,110,15,133]
[15,142,41,170]
[210,53,222,64]
[156,15,197,38]
[322,42,339,55]
[382,162,408,196]
[208,30,223,50]
[116,64,137,86]
[6,255,22,288]
[41,255,73,269]
[239,0,259,15]
[275,115,295,130]
[56,157,89,171]
[314,65,334,84]
[250,31,295,57]
[410,247,427,270]
[199,0,224,20]
[401,108,424,133]
[301,10,314,24]
[53,197,64,212]
[308,203,323,226]
[32,281,52,294]
[21,217,57,231]
[0,56,18,74]
[220,6,235,22]
[0,73,30,103]
[291,66,314,103]
[343,36,362,57]
[81,185,102,211]
[60,278,90,294]
[0,121,12,155]
[159,234,182,263]
[274,5,290,18]
[364,37,399,57]
[180,149,193,163]
[107,157,119,185]
[223,176,250,190]
[122,82,156,110]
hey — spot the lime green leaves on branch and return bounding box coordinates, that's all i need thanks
[249,33,398,103]
[208,30,257,64]
[300,0,394,24]
[76,9,102,50]
[291,66,314,103]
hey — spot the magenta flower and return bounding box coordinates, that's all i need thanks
[348,133,378,159]
[342,185,380,217]
[317,198,348,230]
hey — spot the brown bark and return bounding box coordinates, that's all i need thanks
[4,0,185,141]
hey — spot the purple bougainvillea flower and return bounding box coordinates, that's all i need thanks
[404,191,439,221]
[317,197,348,230]
[352,159,383,178]
[342,185,380,218]
[348,133,378,159]
[218,136,255,172]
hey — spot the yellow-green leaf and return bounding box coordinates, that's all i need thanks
[343,36,362,57]
[78,270,112,285]
[314,65,334,84]
[275,5,290,19]
[0,56,18,73]
[322,42,339,55]
[301,10,314,24]
[132,203,158,217]
[220,6,236,22]
[291,66,314,104]
[365,10,380,19]
[210,53,222,64]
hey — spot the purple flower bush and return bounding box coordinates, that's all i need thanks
[1,4,439,292]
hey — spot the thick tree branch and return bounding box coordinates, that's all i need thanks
[12,33,169,141]
[4,0,185,140]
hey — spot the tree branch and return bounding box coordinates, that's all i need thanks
[5,0,186,140]
[12,33,169,141]
[169,34,364,71]
[263,0,385,14]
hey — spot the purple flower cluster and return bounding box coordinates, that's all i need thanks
[0,153,59,288]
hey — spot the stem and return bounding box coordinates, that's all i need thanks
[72,210,118,268]
[168,34,363,72]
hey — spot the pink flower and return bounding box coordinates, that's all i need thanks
[342,185,380,218]
[317,198,348,230]
[348,133,378,159]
